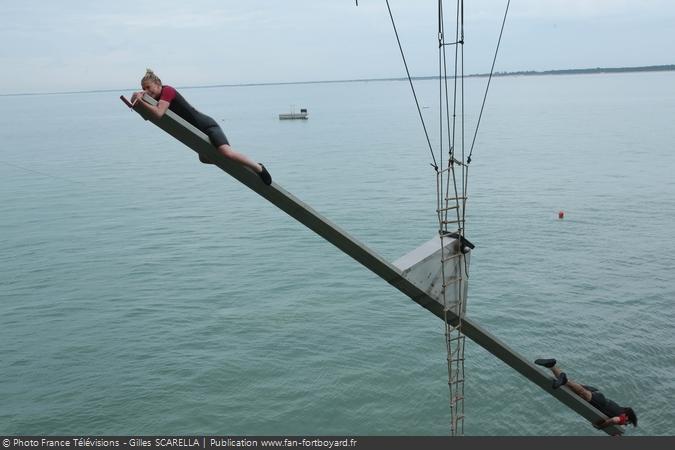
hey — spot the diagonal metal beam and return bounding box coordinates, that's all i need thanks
[121,95,623,435]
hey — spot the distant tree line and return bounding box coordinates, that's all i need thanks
[486,64,675,77]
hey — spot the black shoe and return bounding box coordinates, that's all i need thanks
[259,164,272,185]
[535,358,557,368]
[552,372,568,389]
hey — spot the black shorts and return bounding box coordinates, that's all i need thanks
[203,124,229,148]
[589,391,607,410]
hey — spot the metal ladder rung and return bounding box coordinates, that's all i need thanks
[437,205,459,212]
[441,254,461,262]
[441,227,464,233]
[445,196,467,201]
[441,220,464,225]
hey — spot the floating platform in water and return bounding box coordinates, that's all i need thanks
[279,108,308,120]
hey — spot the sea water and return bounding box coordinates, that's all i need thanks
[1,72,674,435]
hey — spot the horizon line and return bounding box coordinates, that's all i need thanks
[1,63,673,98]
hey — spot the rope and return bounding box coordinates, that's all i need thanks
[385,0,439,170]
[445,0,463,230]
[467,0,510,165]
[438,0,461,230]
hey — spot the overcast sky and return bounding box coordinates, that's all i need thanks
[1,0,674,94]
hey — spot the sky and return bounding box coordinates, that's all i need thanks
[1,0,674,94]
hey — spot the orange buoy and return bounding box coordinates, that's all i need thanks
[558,211,565,219]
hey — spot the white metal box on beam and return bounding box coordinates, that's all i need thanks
[393,236,470,317]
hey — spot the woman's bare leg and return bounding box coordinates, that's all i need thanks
[550,366,592,401]
[217,144,262,173]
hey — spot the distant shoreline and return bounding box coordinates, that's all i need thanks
[482,64,675,78]
[2,64,674,97]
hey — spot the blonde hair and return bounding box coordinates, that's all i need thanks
[141,68,162,86]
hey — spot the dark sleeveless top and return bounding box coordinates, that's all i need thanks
[159,85,217,132]
[590,391,624,417]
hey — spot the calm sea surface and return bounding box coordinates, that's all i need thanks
[1,72,674,435]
